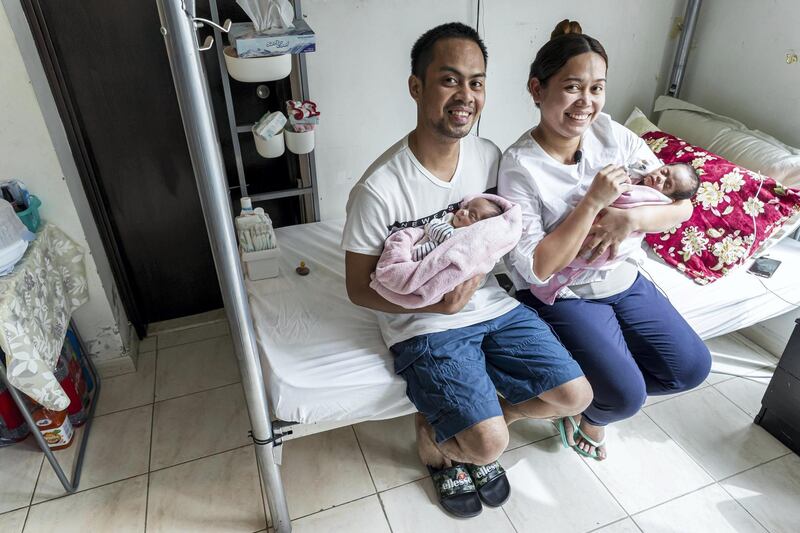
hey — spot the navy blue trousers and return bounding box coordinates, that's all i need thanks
[517,274,711,426]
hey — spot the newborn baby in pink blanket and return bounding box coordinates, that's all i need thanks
[371,193,522,309]
[532,162,699,304]
[411,197,504,261]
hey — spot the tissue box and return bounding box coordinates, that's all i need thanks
[228,19,316,58]
[241,245,281,280]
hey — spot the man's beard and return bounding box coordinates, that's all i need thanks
[431,117,472,139]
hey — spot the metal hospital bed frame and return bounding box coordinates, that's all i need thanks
[153,0,703,530]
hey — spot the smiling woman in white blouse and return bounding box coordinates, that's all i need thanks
[497,19,711,461]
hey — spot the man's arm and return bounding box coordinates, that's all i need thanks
[345,251,480,315]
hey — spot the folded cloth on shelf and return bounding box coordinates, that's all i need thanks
[530,184,672,304]
[370,193,522,309]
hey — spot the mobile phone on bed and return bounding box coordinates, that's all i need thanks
[747,257,781,278]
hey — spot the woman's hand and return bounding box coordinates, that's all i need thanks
[582,207,636,263]
[582,165,632,211]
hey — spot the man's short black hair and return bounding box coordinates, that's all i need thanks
[411,22,487,81]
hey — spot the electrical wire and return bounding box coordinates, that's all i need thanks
[475,0,483,137]
[756,275,800,306]
[739,171,766,264]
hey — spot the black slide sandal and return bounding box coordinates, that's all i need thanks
[466,461,511,507]
[428,464,483,518]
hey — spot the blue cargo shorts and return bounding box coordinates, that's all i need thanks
[390,304,583,443]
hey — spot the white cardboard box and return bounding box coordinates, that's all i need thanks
[241,245,280,280]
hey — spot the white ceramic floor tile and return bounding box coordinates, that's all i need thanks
[150,383,251,470]
[155,335,240,401]
[353,414,427,492]
[593,518,641,533]
[501,437,626,532]
[139,335,157,353]
[380,477,515,533]
[95,352,156,416]
[714,376,771,419]
[291,495,391,533]
[157,321,230,349]
[704,333,777,385]
[644,387,788,480]
[147,446,266,533]
[506,417,558,450]
[281,427,375,519]
[722,454,800,533]
[643,380,710,407]
[33,405,152,503]
[583,412,713,514]
[633,484,766,533]
[25,475,147,533]
[0,439,43,513]
[0,509,27,533]
[148,309,226,334]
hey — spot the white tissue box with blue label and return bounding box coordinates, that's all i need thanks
[228,19,316,58]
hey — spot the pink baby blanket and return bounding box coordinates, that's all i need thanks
[530,184,671,304]
[370,193,522,309]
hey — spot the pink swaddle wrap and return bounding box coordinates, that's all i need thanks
[370,194,522,309]
[531,185,672,305]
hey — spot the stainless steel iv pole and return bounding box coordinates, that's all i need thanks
[154,1,292,530]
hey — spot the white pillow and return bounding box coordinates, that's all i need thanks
[654,96,800,188]
[622,107,661,136]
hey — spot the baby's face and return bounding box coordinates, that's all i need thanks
[452,198,499,228]
[642,164,693,198]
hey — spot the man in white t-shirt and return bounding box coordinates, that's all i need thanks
[342,23,592,517]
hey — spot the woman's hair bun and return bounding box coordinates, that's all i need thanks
[551,19,583,40]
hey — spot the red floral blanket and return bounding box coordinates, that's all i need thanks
[642,131,800,284]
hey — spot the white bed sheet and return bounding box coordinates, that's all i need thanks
[247,220,800,424]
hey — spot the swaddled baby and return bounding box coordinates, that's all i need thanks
[531,162,700,305]
[411,197,504,261]
[630,161,699,201]
[370,193,522,309]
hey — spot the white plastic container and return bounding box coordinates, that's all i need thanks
[253,129,285,158]
[285,129,315,154]
[223,46,292,83]
[241,245,281,280]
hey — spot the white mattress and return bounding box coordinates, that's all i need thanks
[246,220,414,424]
[247,220,800,424]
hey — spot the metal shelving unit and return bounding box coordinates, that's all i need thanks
[207,0,319,222]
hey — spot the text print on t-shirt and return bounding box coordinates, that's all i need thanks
[387,202,461,234]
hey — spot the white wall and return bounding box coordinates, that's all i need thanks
[303,0,683,220]
[0,4,133,368]
[681,0,800,148]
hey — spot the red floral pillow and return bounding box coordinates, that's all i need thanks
[642,131,800,284]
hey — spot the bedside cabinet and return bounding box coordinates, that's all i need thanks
[755,318,800,454]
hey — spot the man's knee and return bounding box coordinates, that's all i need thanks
[455,417,508,465]
[546,376,594,413]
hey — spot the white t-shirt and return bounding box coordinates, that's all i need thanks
[342,134,519,347]
[498,113,661,293]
